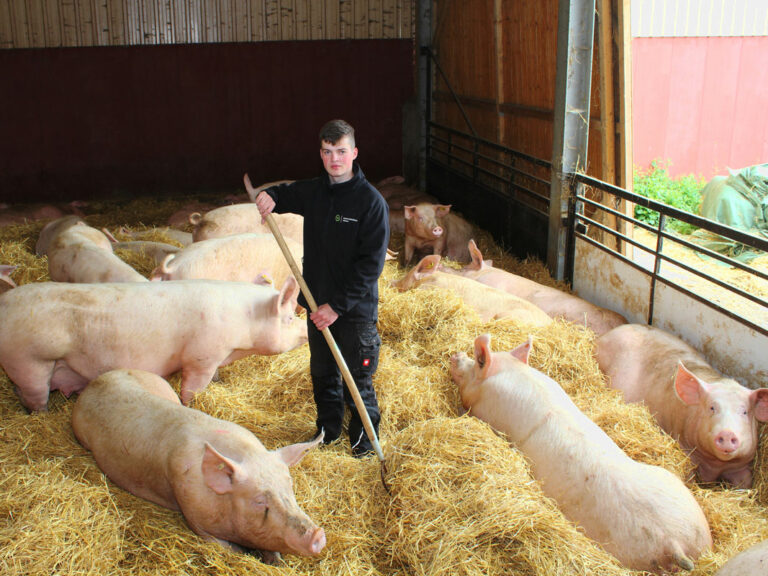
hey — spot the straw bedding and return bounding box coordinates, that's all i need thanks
[1,195,767,576]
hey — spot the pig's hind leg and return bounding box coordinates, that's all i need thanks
[1,358,56,412]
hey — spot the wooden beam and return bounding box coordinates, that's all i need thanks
[494,0,505,144]
[598,0,617,250]
[617,0,634,255]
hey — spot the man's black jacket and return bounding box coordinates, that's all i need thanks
[264,163,390,323]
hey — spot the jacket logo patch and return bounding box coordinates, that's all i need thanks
[340,216,358,223]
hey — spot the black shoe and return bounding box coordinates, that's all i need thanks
[350,428,377,458]
[352,445,375,459]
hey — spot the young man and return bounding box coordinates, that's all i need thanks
[252,119,390,457]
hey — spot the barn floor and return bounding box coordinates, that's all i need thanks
[1,193,767,576]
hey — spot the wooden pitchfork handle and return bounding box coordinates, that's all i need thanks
[247,176,389,489]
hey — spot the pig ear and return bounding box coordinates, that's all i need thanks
[277,276,299,310]
[473,334,494,379]
[466,240,483,270]
[509,337,532,365]
[435,205,452,217]
[403,206,416,220]
[751,389,768,422]
[254,270,274,286]
[277,431,324,467]
[416,255,441,276]
[674,362,707,405]
[202,443,239,495]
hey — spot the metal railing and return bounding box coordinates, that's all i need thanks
[427,121,552,216]
[568,173,768,336]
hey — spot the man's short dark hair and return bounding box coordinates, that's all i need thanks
[319,119,355,147]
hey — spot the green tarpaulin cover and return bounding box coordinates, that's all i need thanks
[695,163,768,261]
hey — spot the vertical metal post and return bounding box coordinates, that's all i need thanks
[647,214,666,326]
[548,0,596,280]
[417,0,432,191]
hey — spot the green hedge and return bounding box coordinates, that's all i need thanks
[633,160,706,234]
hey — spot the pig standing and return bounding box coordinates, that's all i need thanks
[189,204,303,243]
[713,539,768,576]
[47,222,148,283]
[446,240,627,336]
[149,233,303,294]
[450,333,712,573]
[595,323,768,487]
[392,255,552,326]
[403,203,474,265]
[0,277,306,410]
[72,368,325,562]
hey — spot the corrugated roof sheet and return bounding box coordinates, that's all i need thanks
[632,0,768,37]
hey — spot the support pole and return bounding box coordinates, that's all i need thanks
[548,0,597,281]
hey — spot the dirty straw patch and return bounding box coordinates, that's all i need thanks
[1,200,767,575]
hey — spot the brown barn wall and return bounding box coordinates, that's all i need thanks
[432,0,608,181]
[0,40,415,202]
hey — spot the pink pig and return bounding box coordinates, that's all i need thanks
[444,240,627,336]
[0,277,307,410]
[595,323,768,488]
[392,254,552,326]
[713,539,768,576]
[403,203,474,265]
[72,368,325,563]
[35,214,85,256]
[451,333,711,573]
[47,222,147,283]
[149,233,302,302]
[189,204,303,243]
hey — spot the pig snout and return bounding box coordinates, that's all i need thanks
[714,430,740,455]
[307,526,327,555]
[281,522,326,557]
[431,226,444,238]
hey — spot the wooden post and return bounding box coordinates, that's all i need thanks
[598,0,618,250]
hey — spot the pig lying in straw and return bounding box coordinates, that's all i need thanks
[0,277,307,411]
[713,538,768,576]
[190,203,303,243]
[35,214,85,256]
[47,222,147,283]
[595,323,768,488]
[403,203,474,265]
[149,233,303,297]
[392,254,552,326]
[444,240,627,336]
[376,176,438,210]
[72,369,326,563]
[450,333,711,573]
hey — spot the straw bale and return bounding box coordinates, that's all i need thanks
[1,194,767,575]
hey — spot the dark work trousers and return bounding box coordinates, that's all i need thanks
[307,317,381,451]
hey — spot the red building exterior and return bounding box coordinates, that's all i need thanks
[632,35,768,179]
